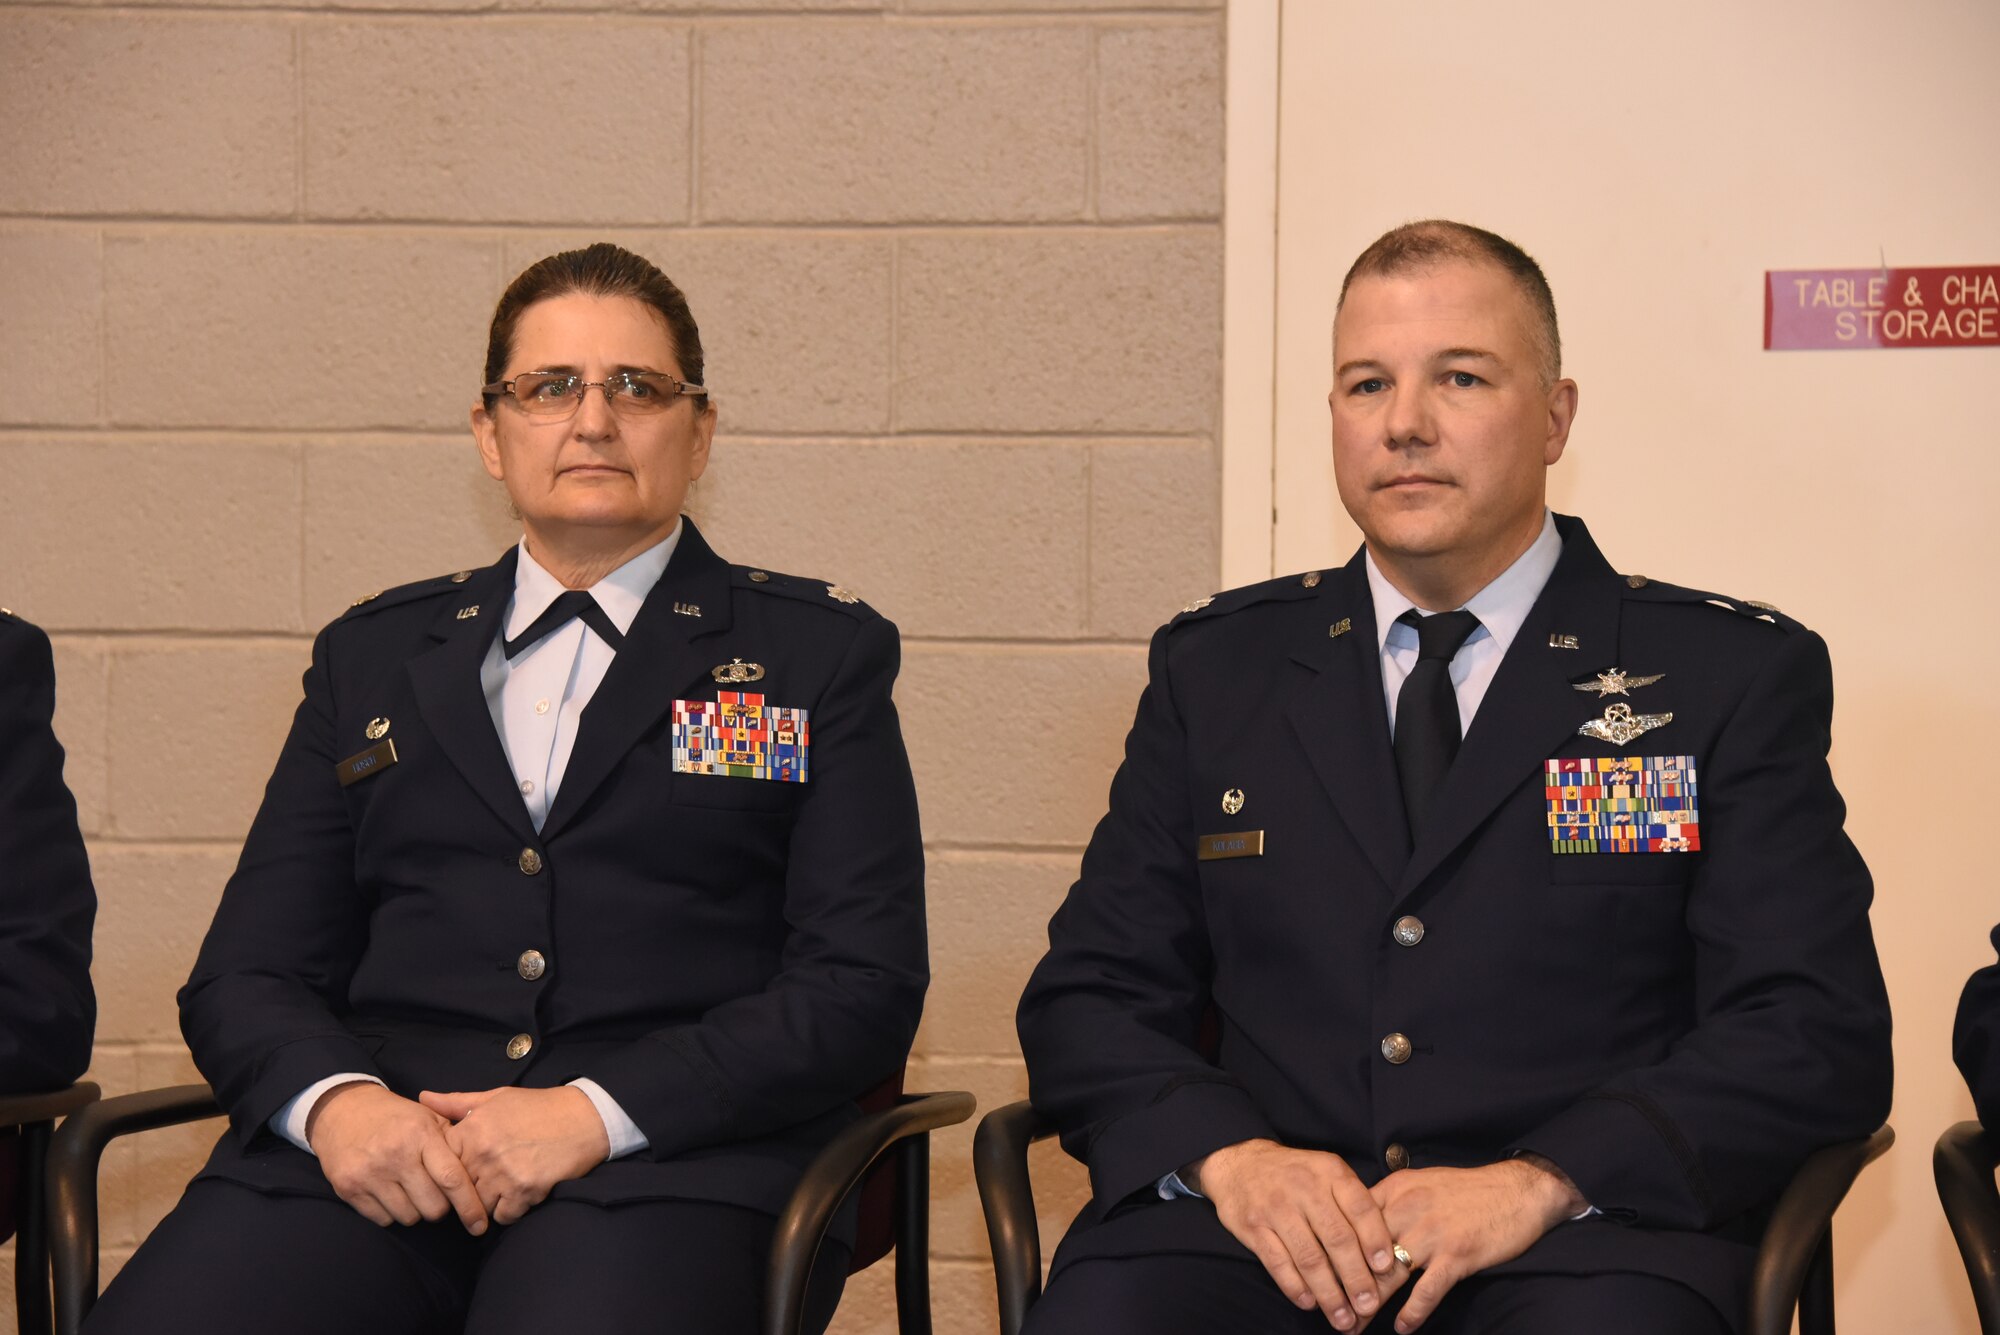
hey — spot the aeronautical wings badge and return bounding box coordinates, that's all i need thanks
[1572,667,1664,698]
[1579,701,1673,745]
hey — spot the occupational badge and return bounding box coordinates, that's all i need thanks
[672,692,809,782]
[711,658,767,684]
[1221,788,1245,815]
[1572,667,1664,698]
[1579,701,1672,745]
[1544,755,1700,853]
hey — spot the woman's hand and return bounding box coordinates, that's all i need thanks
[419,1086,611,1225]
[307,1081,489,1235]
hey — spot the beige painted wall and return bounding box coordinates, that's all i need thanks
[1265,1,2000,1330]
[0,3,1225,1327]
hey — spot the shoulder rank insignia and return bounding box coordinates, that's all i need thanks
[825,585,860,605]
[1183,595,1215,614]
[711,658,766,684]
[1573,667,1664,698]
[1580,701,1672,745]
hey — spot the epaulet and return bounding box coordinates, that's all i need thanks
[338,567,478,621]
[1170,569,1326,627]
[1618,573,1806,633]
[731,565,878,619]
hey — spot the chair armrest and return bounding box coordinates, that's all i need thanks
[1935,1120,2000,1333]
[1746,1125,1894,1335]
[973,1099,1057,1335]
[50,1084,223,1335]
[0,1083,100,1129]
[764,1090,975,1335]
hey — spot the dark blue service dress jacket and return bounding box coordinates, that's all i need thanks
[180,519,927,1230]
[1017,514,1892,1318]
[1955,926,2000,1130]
[0,610,96,1095]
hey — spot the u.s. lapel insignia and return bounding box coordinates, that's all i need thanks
[1580,701,1673,745]
[711,658,767,684]
[1329,617,1353,638]
[1221,788,1245,815]
[1548,633,1580,650]
[365,717,390,741]
[455,605,480,620]
[674,602,702,617]
[1573,667,1664,698]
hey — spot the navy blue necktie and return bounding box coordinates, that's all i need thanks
[503,590,624,660]
[1393,608,1481,839]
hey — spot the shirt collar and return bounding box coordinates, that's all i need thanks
[506,520,683,639]
[1366,509,1563,659]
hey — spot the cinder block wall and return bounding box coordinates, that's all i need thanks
[0,1,1223,1327]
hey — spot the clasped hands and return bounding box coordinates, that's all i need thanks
[1183,1139,1586,1333]
[305,1082,610,1235]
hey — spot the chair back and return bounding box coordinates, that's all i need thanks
[0,1127,17,1246]
[846,1069,905,1272]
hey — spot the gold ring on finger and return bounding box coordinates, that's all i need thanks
[1392,1242,1414,1268]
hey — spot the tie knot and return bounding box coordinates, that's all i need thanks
[1402,608,1480,662]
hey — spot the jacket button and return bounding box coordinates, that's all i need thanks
[1384,1143,1410,1171]
[505,1033,533,1060]
[1381,1032,1413,1064]
[518,848,543,875]
[1392,915,1425,947]
[517,949,547,981]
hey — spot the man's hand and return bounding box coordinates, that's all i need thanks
[419,1086,610,1226]
[306,1081,489,1235]
[1185,1138,1405,1330]
[1370,1158,1586,1332]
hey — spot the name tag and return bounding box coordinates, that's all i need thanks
[1544,755,1700,852]
[1196,830,1264,861]
[335,739,398,787]
[672,692,810,783]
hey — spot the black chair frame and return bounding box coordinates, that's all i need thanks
[975,1100,1892,1335]
[1935,1120,2000,1333]
[0,1083,99,1335]
[50,1082,972,1335]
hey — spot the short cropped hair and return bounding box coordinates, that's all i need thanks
[483,243,706,406]
[1338,221,1561,384]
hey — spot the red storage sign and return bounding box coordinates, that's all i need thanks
[1765,267,2000,349]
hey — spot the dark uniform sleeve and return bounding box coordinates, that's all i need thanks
[179,627,382,1144]
[1955,926,2000,1131]
[0,618,97,1094]
[588,613,930,1158]
[1511,628,1894,1228]
[1016,625,1275,1206]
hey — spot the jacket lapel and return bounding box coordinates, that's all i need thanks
[538,518,733,841]
[1285,554,1410,892]
[1396,515,1624,899]
[405,548,539,845]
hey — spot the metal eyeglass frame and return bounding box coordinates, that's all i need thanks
[480,370,709,415]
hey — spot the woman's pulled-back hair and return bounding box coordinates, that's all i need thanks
[482,243,705,402]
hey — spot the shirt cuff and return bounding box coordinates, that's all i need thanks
[270,1073,385,1154]
[570,1077,649,1159]
[1156,1169,1205,1201]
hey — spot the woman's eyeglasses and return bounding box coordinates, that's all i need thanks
[481,370,707,418]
